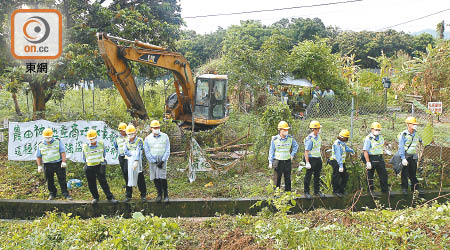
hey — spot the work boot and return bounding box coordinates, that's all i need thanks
[48,194,55,200]
[162,179,169,203]
[91,198,99,204]
[163,193,169,203]
[304,192,312,199]
[154,179,162,203]
[64,194,73,200]
[315,191,326,198]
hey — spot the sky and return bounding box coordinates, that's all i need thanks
[178,0,450,34]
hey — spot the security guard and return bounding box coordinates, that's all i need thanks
[144,120,171,203]
[398,117,422,194]
[114,122,131,200]
[329,129,354,197]
[124,124,147,202]
[303,120,325,199]
[363,122,389,194]
[268,121,299,192]
[82,129,117,204]
[35,128,71,200]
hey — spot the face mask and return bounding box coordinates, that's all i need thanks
[153,129,160,135]
[412,125,417,130]
[90,139,97,144]
[373,130,380,136]
[128,134,135,140]
[45,137,52,142]
[282,130,288,136]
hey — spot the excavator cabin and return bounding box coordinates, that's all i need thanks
[96,33,228,129]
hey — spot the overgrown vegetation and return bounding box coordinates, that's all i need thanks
[1,202,449,249]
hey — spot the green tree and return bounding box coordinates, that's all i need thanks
[436,20,445,39]
[176,28,226,70]
[396,41,450,103]
[332,30,418,68]
[1,66,26,116]
[276,17,328,46]
[288,39,337,85]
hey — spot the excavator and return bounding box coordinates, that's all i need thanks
[96,33,228,129]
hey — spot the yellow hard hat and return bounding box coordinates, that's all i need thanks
[309,120,322,129]
[371,122,382,129]
[118,122,127,131]
[277,121,290,130]
[86,129,98,139]
[339,129,350,138]
[405,116,419,125]
[125,124,136,134]
[43,128,53,137]
[150,120,161,128]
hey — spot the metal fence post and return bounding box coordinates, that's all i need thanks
[92,80,95,115]
[350,96,354,141]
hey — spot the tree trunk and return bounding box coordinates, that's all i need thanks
[11,92,22,116]
[30,79,57,120]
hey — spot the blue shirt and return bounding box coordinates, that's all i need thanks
[82,142,106,163]
[35,138,66,163]
[332,140,354,168]
[124,136,144,161]
[144,133,171,163]
[398,130,421,160]
[268,134,299,163]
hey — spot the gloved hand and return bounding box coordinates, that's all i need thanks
[297,166,303,172]
[133,161,139,170]
[37,165,43,173]
[366,162,372,170]
[61,162,67,168]
[305,162,312,169]
[290,156,294,161]
[402,159,409,166]
[268,162,272,169]
[339,167,344,173]
[157,161,164,169]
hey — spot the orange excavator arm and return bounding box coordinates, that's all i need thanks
[96,33,195,121]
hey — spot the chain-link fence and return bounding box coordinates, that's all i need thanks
[286,91,450,192]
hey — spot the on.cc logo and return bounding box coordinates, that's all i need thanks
[23,16,51,44]
[11,9,62,59]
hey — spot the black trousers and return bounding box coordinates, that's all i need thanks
[273,159,292,191]
[119,156,147,198]
[304,157,322,194]
[84,164,113,200]
[44,161,68,196]
[330,160,348,194]
[367,155,389,193]
[401,157,419,191]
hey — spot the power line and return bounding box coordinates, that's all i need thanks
[183,0,364,19]
[378,8,450,31]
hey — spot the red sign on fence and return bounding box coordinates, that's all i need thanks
[427,102,443,115]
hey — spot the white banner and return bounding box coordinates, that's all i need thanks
[8,120,119,164]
